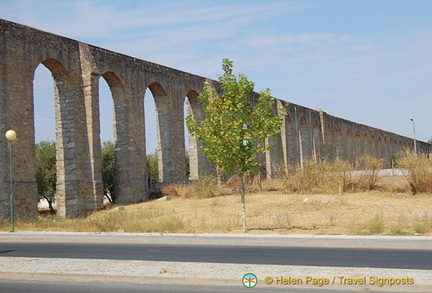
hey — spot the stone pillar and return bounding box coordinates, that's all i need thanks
[150,83,172,183]
[186,92,214,180]
[0,45,38,219]
[49,57,95,218]
[265,101,284,178]
[152,83,187,183]
[169,87,187,182]
[79,43,104,212]
[113,75,147,204]
[0,27,8,218]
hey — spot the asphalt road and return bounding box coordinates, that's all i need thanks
[1,242,431,270]
[0,279,416,293]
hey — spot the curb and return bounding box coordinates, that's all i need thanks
[1,272,431,292]
[0,232,431,250]
[0,272,236,286]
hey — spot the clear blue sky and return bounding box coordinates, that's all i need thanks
[1,0,431,153]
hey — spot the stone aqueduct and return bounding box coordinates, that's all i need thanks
[1,19,431,219]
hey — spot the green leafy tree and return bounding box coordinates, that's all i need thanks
[102,141,115,203]
[102,144,163,203]
[186,58,284,232]
[428,137,432,144]
[146,150,159,183]
[35,141,56,214]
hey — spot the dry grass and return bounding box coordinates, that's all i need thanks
[398,150,432,194]
[282,155,384,194]
[3,154,432,235]
[3,187,432,236]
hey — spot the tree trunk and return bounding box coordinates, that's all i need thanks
[47,200,55,215]
[105,193,113,204]
[43,195,56,215]
[240,175,247,233]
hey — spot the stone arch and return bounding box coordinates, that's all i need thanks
[265,100,285,177]
[185,90,213,180]
[354,131,362,158]
[397,140,403,154]
[370,134,377,157]
[31,59,69,216]
[377,136,382,158]
[147,81,184,182]
[298,115,311,162]
[346,129,354,162]
[98,71,126,204]
[101,71,123,141]
[362,133,369,156]
[33,58,91,217]
[325,123,335,161]
[148,82,168,182]
[383,136,390,160]
[335,126,343,159]
[40,59,69,80]
[37,59,71,217]
[285,113,297,166]
[312,120,322,162]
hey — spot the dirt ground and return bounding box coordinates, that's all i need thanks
[5,174,430,236]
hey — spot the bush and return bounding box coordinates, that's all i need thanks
[162,175,220,199]
[398,150,432,194]
[355,154,384,191]
[283,158,353,194]
[146,151,159,182]
[282,155,384,195]
[368,213,386,234]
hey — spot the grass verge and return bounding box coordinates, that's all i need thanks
[3,190,432,236]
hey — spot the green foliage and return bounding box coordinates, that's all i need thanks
[186,58,284,177]
[186,58,284,232]
[102,144,162,203]
[101,141,115,203]
[391,154,400,168]
[35,141,56,214]
[146,150,159,182]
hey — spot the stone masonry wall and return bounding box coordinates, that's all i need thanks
[0,19,430,219]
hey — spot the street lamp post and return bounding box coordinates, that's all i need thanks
[5,130,17,232]
[410,118,417,154]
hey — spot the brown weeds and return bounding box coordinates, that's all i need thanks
[398,150,432,194]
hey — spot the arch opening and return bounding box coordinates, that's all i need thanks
[33,58,72,217]
[144,87,159,188]
[185,90,207,180]
[34,63,57,214]
[98,72,117,203]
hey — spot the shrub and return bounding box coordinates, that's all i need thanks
[162,175,220,199]
[412,213,432,234]
[282,155,385,195]
[146,151,159,182]
[283,158,354,194]
[368,213,385,234]
[355,154,384,191]
[398,150,432,194]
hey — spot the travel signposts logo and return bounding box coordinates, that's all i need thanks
[242,273,258,288]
